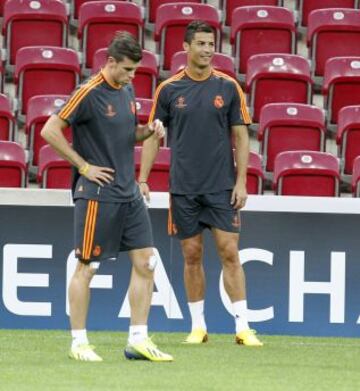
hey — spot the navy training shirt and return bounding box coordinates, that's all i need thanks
[149,69,251,194]
[58,71,140,202]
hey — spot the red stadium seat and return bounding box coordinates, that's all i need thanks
[258,103,325,172]
[336,105,360,175]
[3,0,68,68]
[273,150,340,196]
[0,140,27,187]
[230,6,296,77]
[323,57,360,128]
[134,146,170,191]
[135,98,153,125]
[72,0,131,25]
[15,46,80,117]
[297,0,357,29]
[247,151,264,194]
[26,95,71,167]
[92,48,158,98]
[78,1,144,71]
[224,0,283,26]
[0,94,15,141]
[155,2,221,72]
[352,155,360,196]
[170,51,236,78]
[37,144,71,189]
[146,0,204,24]
[246,54,312,123]
[307,8,360,79]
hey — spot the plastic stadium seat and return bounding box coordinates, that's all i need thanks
[0,140,26,187]
[15,46,80,117]
[0,94,15,141]
[146,0,203,24]
[135,98,153,125]
[72,0,131,25]
[352,156,360,196]
[230,6,296,77]
[78,1,144,71]
[258,103,325,172]
[273,150,340,196]
[307,8,360,79]
[37,144,71,189]
[134,146,170,191]
[336,105,360,175]
[323,57,360,128]
[297,0,357,29]
[26,95,71,167]
[247,151,264,194]
[92,48,158,98]
[155,2,221,71]
[224,0,283,26]
[246,54,312,123]
[170,51,236,78]
[3,0,68,68]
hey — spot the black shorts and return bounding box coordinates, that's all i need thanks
[74,197,153,263]
[169,190,241,240]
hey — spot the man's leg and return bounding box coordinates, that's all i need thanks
[181,234,208,343]
[212,228,263,346]
[124,248,173,362]
[68,261,103,361]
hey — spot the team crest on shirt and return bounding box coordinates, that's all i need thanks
[214,95,224,109]
[105,104,116,117]
[92,245,102,257]
[175,96,187,109]
[130,101,136,114]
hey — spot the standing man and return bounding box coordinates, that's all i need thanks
[139,21,262,346]
[41,32,173,362]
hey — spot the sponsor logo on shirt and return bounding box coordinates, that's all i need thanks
[92,245,102,257]
[105,104,116,117]
[175,96,187,109]
[214,95,224,109]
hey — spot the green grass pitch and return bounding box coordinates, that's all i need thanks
[0,330,359,391]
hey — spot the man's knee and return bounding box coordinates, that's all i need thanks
[182,239,203,267]
[73,261,98,282]
[132,249,156,277]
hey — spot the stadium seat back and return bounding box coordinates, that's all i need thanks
[246,54,312,122]
[307,9,360,77]
[135,146,170,191]
[274,150,339,196]
[323,57,360,125]
[246,151,264,194]
[170,51,235,77]
[299,0,357,28]
[0,94,15,141]
[135,98,153,125]
[3,0,67,66]
[352,155,360,196]
[15,47,80,116]
[258,103,325,172]
[26,95,71,167]
[224,0,282,26]
[146,0,203,24]
[73,0,130,22]
[337,105,360,175]
[0,140,26,187]
[155,3,221,71]
[230,6,295,75]
[37,144,71,189]
[78,1,143,70]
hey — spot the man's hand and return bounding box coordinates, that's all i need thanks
[149,119,165,140]
[231,182,248,209]
[80,163,115,187]
[139,181,150,202]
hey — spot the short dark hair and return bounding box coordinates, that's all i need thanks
[184,21,215,44]
[107,31,142,63]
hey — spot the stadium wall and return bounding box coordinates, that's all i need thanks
[0,190,360,337]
